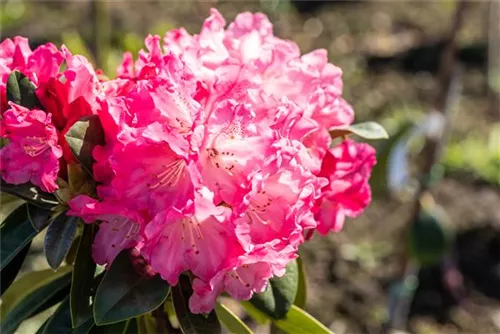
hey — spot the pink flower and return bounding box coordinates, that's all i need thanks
[60,8,378,315]
[143,189,243,285]
[68,195,144,266]
[315,140,376,234]
[0,103,62,192]
[0,37,63,110]
[190,245,297,313]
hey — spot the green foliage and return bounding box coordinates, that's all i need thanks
[293,257,307,309]
[0,241,31,296]
[93,251,171,325]
[172,275,221,334]
[272,305,332,334]
[44,213,79,269]
[6,71,41,109]
[0,267,73,334]
[71,224,97,327]
[408,196,453,267]
[215,303,253,334]
[1,181,58,210]
[250,260,298,319]
[330,121,389,140]
[1,204,50,272]
[65,115,105,176]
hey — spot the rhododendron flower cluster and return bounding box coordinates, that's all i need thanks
[0,9,376,313]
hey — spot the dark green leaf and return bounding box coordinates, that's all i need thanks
[66,235,82,266]
[293,257,307,309]
[172,275,221,334]
[44,213,79,269]
[215,303,253,334]
[93,250,171,325]
[0,241,31,296]
[1,181,58,210]
[272,305,332,334]
[0,267,72,334]
[41,297,95,334]
[90,318,137,334]
[65,115,105,175]
[71,224,97,328]
[6,71,41,109]
[330,121,389,140]
[1,204,50,271]
[250,260,298,319]
[409,202,453,267]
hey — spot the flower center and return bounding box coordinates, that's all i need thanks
[147,159,186,189]
[181,217,204,255]
[23,136,50,157]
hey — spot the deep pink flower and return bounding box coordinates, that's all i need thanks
[0,37,63,111]
[60,8,377,315]
[143,189,243,285]
[68,195,144,266]
[315,140,376,234]
[0,103,62,192]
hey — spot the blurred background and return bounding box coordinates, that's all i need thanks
[1,1,499,333]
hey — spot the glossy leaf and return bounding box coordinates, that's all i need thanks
[65,115,105,175]
[240,301,270,325]
[1,204,50,271]
[1,181,58,210]
[93,251,171,325]
[0,241,31,296]
[6,71,41,109]
[42,297,94,334]
[273,305,332,334]
[0,267,72,334]
[172,275,221,334]
[0,193,24,223]
[44,213,79,269]
[90,320,130,334]
[71,224,97,327]
[215,303,253,334]
[293,257,307,308]
[330,121,389,140]
[250,260,298,319]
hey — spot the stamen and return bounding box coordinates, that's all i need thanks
[23,136,50,157]
[148,159,185,189]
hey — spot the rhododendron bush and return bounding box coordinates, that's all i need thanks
[0,9,386,334]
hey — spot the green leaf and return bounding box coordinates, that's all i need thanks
[409,201,453,267]
[71,224,97,327]
[172,275,221,334]
[330,121,389,140]
[0,266,73,334]
[93,250,171,325]
[1,181,58,210]
[44,213,79,269]
[272,305,333,334]
[215,303,253,334]
[1,204,50,271]
[136,313,160,334]
[6,71,41,109]
[65,115,105,175]
[90,320,130,334]
[293,257,307,309]
[0,241,31,295]
[42,297,98,334]
[0,193,24,223]
[240,301,270,325]
[250,260,298,319]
